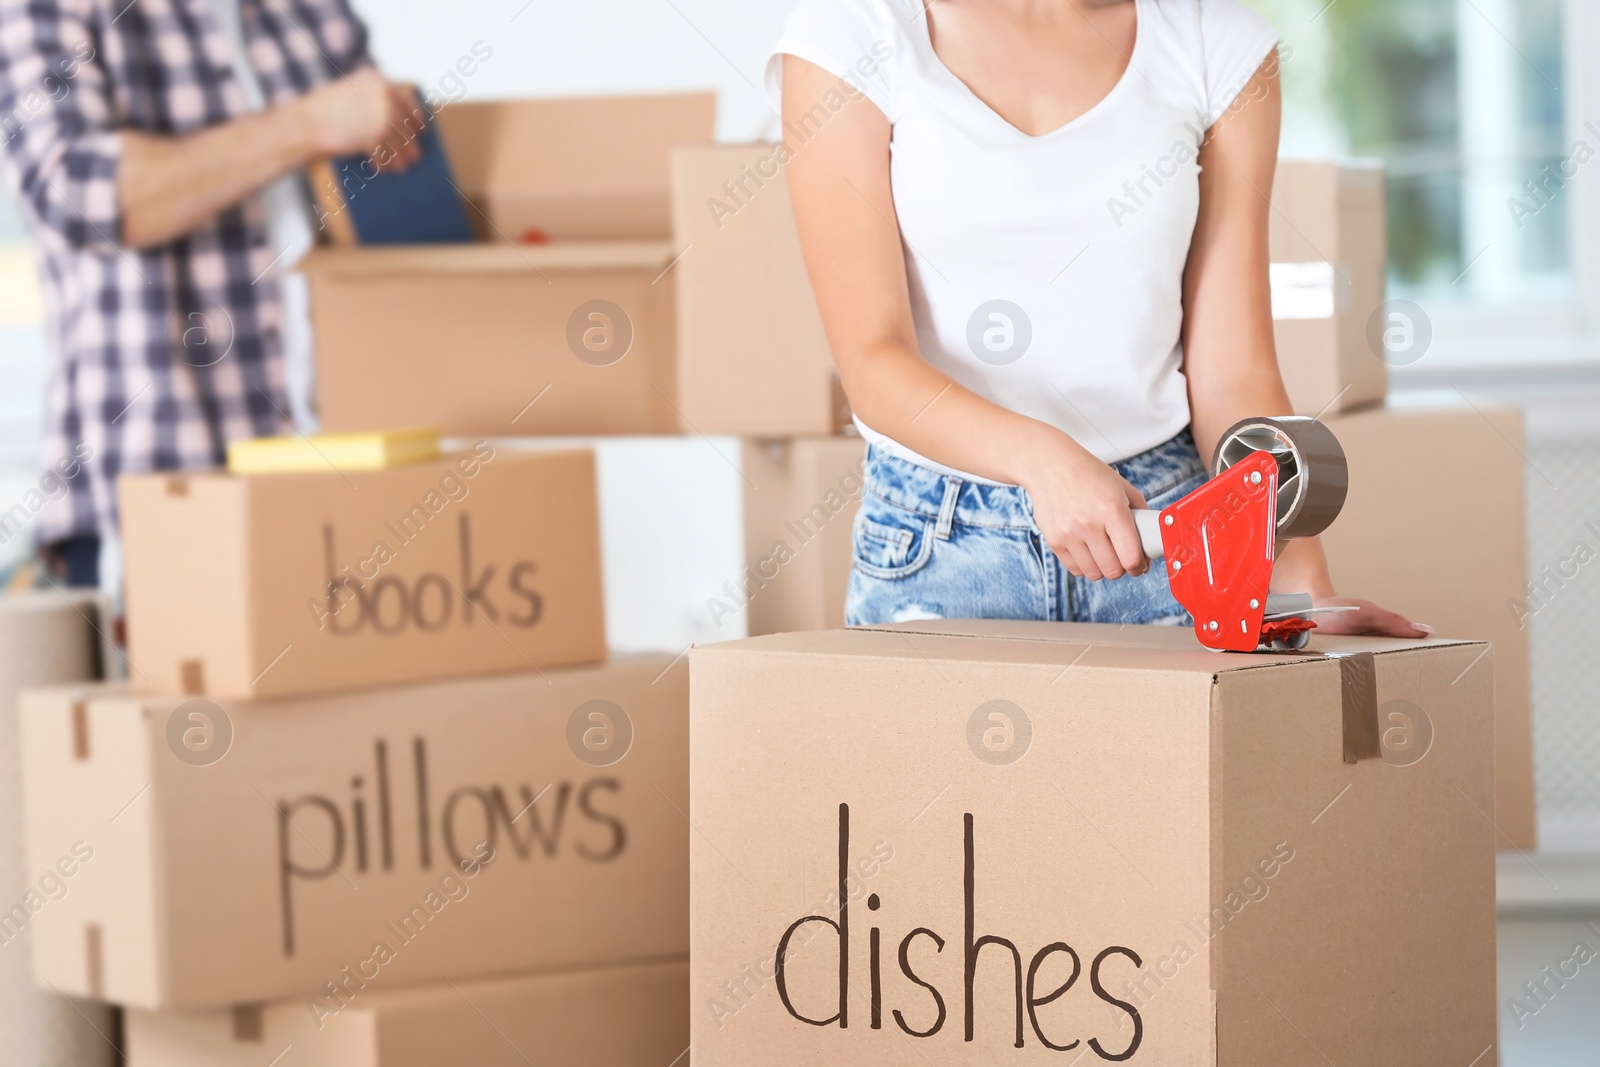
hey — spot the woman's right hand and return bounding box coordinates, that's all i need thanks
[1017,429,1151,581]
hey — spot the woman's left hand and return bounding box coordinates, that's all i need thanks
[1308,596,1434,639]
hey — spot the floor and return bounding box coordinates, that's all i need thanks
[1498,852,1600,1065]
[1499,917,1600,1065]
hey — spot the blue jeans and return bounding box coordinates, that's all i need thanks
[845,429,1208,627]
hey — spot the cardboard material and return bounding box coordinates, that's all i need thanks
[120,447,605,700]
[1269,161,1389,417]
[441,94,716,243]
[1322,401,1536,850]
[670,145,845,436]
[20,656,688,1009]
[690,622,1496,1065]
[124,959,689,1067]
[739,436,866,635]
[305,243,680,437]
[306,93,716,438]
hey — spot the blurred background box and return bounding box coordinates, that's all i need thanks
[18,655,687,1009]
[690,622,1496,1065]
[739,436,865,636]
[670,145,845,436]
[1321,400,1537,849]
[1269,161,1389,418]
[124,959,688,1067]
[307,93,715,439]
[443,94,714,242]
[120,448,604,700]
[0,592,116,1067]
[306,243,680,436]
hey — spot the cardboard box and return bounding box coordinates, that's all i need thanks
[739,437,866,636]
[307,94,715,438]
[670,145,846,436]
[1322,401,1536,850]
[20,656,688,1009]
[125,959,689,1067]
[1270,161,1389,417]
[690,622,1496,1065]
[120,448,604,700]
[306,244,680,437]
[443,94,715,243]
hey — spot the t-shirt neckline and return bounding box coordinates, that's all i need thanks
[912,0,1145,141]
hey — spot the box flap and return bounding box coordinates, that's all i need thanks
[692,619,1482,677]
[436,93,716,241]
[299,241,675,277]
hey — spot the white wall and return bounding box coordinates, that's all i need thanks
[350,0,788,141]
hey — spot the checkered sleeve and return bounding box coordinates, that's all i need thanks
[0,0,124,255]
[327,0,373,70]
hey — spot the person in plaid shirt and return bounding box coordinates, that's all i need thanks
[0,0,421,586]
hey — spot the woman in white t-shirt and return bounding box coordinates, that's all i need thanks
[772,0,1425,635]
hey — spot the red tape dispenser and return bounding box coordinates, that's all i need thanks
[1132,416,1351,652]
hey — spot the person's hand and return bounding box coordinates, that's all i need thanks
[299,70,424,173]
[1309,596,1434,638]
[1017,430,1150,581]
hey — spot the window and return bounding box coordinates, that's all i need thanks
[1254,0,1593,359]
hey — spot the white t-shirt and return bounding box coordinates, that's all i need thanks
[767,0,1278,481]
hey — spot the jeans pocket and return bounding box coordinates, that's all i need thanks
[853,506,935,580]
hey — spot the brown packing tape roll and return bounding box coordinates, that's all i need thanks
[1211,415,1349,539]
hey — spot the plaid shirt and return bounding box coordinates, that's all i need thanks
[0,0,369,543]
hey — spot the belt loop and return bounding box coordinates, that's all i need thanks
[935,477,962,540]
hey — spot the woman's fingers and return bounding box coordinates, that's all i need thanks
[1083,530,1128,581]
[1053,513,1151,582]
[1363,606,1432,638]
[1312,597,1435,638]
[1106,508,1149,577]
[1056,539,1101,581]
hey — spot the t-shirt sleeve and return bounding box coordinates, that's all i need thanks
[765,0,900,121]
[1196,0,1280,124]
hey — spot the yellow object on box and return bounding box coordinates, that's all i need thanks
[225,427,441,474]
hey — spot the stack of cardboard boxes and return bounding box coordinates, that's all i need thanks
[15,98,713,1062]
[20,458,690,1065]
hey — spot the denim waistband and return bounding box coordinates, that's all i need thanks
[863,447,1036,530]
[862,428,1203,532]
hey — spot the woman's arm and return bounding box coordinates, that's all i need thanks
[120,71,421,249]
[783,55,1150,581]
[1182,52,1427,637]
